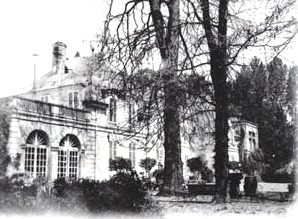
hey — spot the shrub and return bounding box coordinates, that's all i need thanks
[151,169,164,190]
[109,171,148,211]
[262,167,293,183]
[228,161,241,171]
[1,172,153,214]
[242,149,268,176]
[186,156,206,173]
[152,168,164,182]
[0,105,12,176]
[53,177,69,198]
[139,158,157,175]
[109,157,132,172]
[201,167,214,183]
[52,171,150,213]
[186,156,214,182]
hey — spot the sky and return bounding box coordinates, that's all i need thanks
[0,0,297,98]
[0,0,108,97]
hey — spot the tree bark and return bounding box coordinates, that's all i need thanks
[201,0,230,202]
[211,55,230,202]
[160,58,184,195]
[149,0,184,194]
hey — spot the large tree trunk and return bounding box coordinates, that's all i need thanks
[149,0,184,194]
[201,0,230,203]
[160,59,184,195]
[211,57,230,203]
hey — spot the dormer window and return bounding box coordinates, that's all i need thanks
[69,91,79,108]
[109,98,117,122]
[41,95,49,103]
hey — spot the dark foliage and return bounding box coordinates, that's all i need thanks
[0,105,12,176]
[53,177,69,198]
[201,167,214,183]
[186,156,206,173]
[186,156,214,183]
[244,176,258,197]
[229,57,296,182]
[52,171,150,213]
[1,170,153,214]
[109,171,149,211]
[109,157,132,172]
[242,149,268,176]
[262,165,294,183]
[139,158,157,175]
[152,168,164,182]
[228,161,242,171]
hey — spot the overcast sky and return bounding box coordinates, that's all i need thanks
[0,0,108,97]
[0,0,297,98]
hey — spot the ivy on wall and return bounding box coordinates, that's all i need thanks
[0,99,12,176]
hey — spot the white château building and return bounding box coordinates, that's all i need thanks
[0,42,258,181]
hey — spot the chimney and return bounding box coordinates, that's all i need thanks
[52,42,67,85]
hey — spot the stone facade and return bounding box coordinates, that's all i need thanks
[0,42,259,181]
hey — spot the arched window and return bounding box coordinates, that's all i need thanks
[58,134,80,178]
[25,130,49,177]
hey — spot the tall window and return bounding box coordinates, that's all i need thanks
[128,103,136,128]
[248,131,256,151]
[58,134,80,178]
[109,98,117,122]
[109,140,117,160]
[156,147,164,164]
[25,130,49,177]
[129,143,136,168]
[69,91,79,108]
[234,129,240,143]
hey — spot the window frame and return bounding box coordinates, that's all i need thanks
[68,91,79,108]
[109,140,117,160]
[41,95,49,103]
[57,135,80,179]
[248,131,257,151]
[109,98,117,123]
[25,131,48,178]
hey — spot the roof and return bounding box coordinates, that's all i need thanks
[36,56,90,89]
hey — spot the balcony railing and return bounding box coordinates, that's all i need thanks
[14,97,89,121]
[16,97,52,116]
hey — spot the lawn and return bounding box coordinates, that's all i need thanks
[154,182,296,218]
[0,182,296,218]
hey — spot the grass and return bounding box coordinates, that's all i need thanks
[0,182,296,218]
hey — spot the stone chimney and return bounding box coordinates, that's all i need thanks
[52,42,67,85]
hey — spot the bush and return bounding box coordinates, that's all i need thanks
[109,157,132,172]
[52,171,151,213]
[53,177,69,198]
[262,168,293,183]
[186,156,206,173]
[186,156,214,182]
[242,149,268,176]
[201,167,214,183]
[139,158,157,175]
[151,169,164,190]
[109,171,149,211]
[229,161,241,171]
[1,172,154,214]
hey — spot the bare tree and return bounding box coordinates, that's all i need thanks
[94,0,296,199]
[196,0,296,202]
